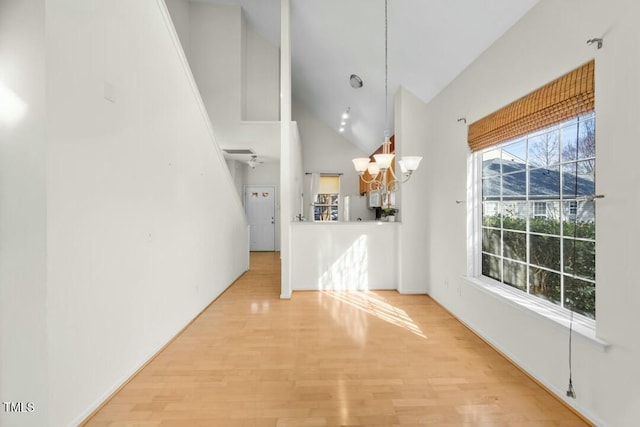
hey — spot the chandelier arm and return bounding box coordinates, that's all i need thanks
[359,174,380,184]
[387,166,398,181]
[387,167,414,185]
[371,180,386,192]
[397,171,414,184]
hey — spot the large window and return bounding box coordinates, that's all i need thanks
[480,113,596,319]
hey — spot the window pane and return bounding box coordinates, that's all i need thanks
[330,206,338,221]
[482,149,501,177]
[563,239,595,280]
[502,172,526,197]
[482,253,502,282]
[562,161,595,197]
[530,267,561,304]
[530,201,560,235]
[502,139,527,173]
[482,176,501,199]
[564,276,595,319]
[561,122,578,162]
[529,166,560,197]
[528,131,560,167]
[530,235,560,271]
[563,200,595,239]
[503,259,526,290]
[482,228,501,255]
[483,202,501,227]
[578,118,596,160]
[503,231,526,262]
[502,201,526,231]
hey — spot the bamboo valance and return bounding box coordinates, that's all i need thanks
[468,60,595,152]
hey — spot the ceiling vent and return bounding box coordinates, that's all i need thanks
[222,148,255,155]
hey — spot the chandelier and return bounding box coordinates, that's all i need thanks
[351,0,422,208]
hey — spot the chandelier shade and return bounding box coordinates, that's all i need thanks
[373,153,394,170]
[400,156,422,172]
[367,162,380,177]
[352,157,372,173]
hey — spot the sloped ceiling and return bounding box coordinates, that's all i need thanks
[196,0,539,154]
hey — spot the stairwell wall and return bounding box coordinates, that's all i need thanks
[0,1,48,426]
[45,0,248,425]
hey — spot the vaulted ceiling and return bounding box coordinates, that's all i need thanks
[198,0,539,154]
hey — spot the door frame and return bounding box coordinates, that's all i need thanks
[244,184,278,251]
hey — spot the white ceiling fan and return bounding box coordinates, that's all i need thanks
[246,155,264,169]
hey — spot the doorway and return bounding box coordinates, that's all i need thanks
[245,185,276,251]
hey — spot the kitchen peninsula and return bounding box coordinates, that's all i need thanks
[290,220,399,291]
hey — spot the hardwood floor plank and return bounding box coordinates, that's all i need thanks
[83,251,590,426]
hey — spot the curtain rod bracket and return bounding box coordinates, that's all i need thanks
[587,38,603,49]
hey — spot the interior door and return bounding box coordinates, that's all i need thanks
[245,185,276,251]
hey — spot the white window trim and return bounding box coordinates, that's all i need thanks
[466,152,608,350]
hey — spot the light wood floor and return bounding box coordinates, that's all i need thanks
[85,252,589,426]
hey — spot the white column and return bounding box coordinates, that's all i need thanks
[280,0,292,298]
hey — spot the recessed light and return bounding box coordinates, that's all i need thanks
[342,107,350,120]
[339,127,345,132]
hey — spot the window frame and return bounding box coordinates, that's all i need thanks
[467,117,598,337]
[313,175,340,222]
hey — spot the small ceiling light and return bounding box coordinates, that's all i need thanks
[341,107,350,120]
[339,127,345,132]
[341,121,346,126]
[350,74,363,89]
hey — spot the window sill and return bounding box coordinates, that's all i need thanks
[463,276,610,351]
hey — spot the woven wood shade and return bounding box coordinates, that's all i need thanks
[468,60,595,152]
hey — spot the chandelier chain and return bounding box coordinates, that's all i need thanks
[384,0,388,131]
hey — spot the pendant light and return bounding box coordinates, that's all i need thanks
[352,0,422,205]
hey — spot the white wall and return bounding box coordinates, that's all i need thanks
[189,2,242,130]
[293,99,374,221]
[164,0,190,59]
[290,123,304,223]
[0,1,48,426]
[291,223,399,290]
[243,21,279,121]
[395,87,430,294]
[45,1,248,426]
[244,161,281,250]
[166,0,281,160]
[226,158,246,200]
[404,0,640,424]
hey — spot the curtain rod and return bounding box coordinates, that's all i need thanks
[304,172,343,176]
